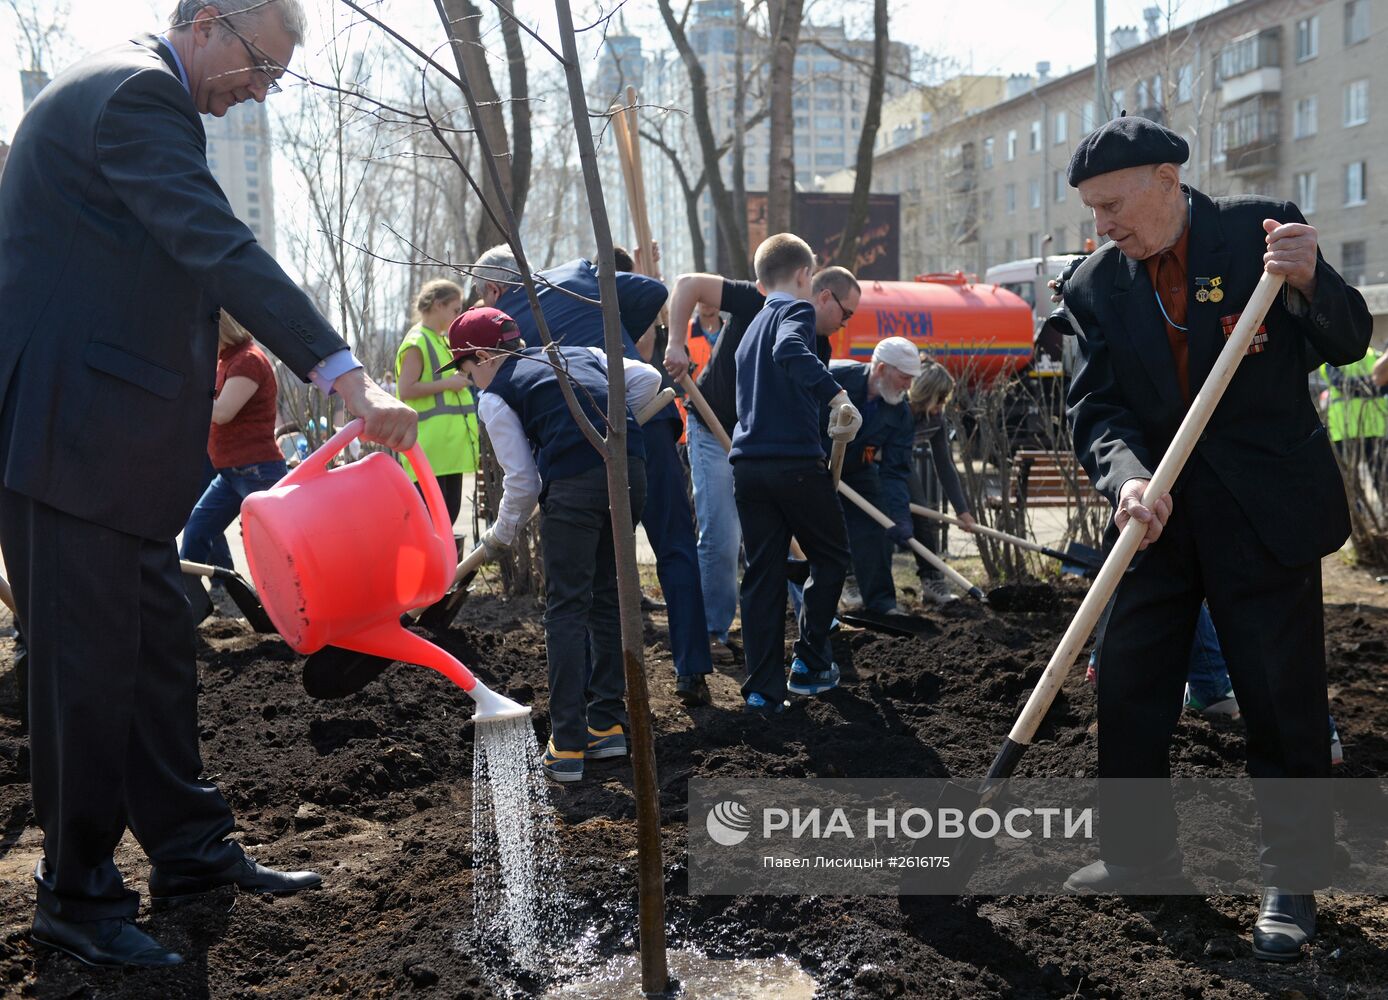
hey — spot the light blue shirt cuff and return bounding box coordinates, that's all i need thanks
[308,349,362,395]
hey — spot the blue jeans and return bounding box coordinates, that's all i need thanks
[687,417,740,642]
[198,455,234,571]
[179,460,288,564]
[1186,604,1232,704]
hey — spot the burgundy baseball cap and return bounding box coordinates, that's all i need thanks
[438,307,522,373]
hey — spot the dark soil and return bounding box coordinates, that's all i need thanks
[1,584,1386,999]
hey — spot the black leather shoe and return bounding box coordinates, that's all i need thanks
[31,911,182,968]
[1252,888,1316,962]
[676,674,712,707]
[1063,848,1184,893]
[149,857,322,907]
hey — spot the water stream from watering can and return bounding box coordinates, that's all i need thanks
[465,715,571,977]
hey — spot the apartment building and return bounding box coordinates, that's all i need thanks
[872,0,1385,332]
[204,99,277,255]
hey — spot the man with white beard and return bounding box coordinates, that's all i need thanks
[826,337,921,614]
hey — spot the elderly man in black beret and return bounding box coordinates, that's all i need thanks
[1059,116,1371,960]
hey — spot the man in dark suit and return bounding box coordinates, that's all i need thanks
[0,1,416,968]
[1060,117,1371,960]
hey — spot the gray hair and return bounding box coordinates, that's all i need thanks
[169,1,306,46]
[471,245,520,301]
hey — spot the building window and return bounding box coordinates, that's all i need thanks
[1137,79,1150,110]
[1005,183,1016,214]
[1004,237,1017,259]
[1029,119,1042,152]
[1342,241,1367,285]
[1177,64,1193,104]
[1006,129,1017,161]
[1296,16,1319,60]
[246,175,259,188]
[1081,101,1095,133]
[982,136,995,168]
[247,207,260,219]
[814,97,839,111]
[1344,79,1369,127]
[1345,161,1367,206]
[1294,96,1318,138]
[1054,170,1066,202]
[1112,88,1125,118]
[982,189,994,221]
[247,192,259,204]
[1294,171,1317,213]
[1053,225,1067,251]
[1345,0,1370,46]
[1080,220,1095,245]
[1029,232,1043,256]
[815,133,839,147]
[1029,178,1041,209]
[1053,111,1067,144]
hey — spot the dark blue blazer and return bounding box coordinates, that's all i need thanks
[0,36,347,539]
[1064,188,1371,566]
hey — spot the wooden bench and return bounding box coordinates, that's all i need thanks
[986,449,1105,510]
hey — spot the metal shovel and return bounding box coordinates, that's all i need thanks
[181,560,278,633]
[302,544,489,699]
[938,271,1285,888]
[909,503,1104,575]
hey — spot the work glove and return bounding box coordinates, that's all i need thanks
[827,391,862,443]
[886,519,914,547]
[479,527,510,563]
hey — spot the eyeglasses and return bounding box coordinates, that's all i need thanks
[219,14,285,95]
[830,290,855,328]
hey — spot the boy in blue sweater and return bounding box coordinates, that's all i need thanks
[731,234,862,715]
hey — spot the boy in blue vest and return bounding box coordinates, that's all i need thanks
[731,234,862,716]
[441,308,663,782]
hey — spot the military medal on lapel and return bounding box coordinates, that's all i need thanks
[1208,276,1224,304]
[1194,277,1210,303]
[1195,275,1224,304]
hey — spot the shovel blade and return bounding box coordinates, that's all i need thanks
[224,575,278,634]
[302,644,393,699]
[183,573,213,625]
[415,568,481,632]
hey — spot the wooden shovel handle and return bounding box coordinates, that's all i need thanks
[909,502,1047,555]
[1003,271,1285,751]
[635,386,675,425]
[839,480,983,599]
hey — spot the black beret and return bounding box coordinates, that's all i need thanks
[1066,115,1189,187]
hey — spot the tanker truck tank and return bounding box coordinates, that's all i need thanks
[827,272,1035,383]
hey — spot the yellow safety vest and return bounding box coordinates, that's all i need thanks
[395,323,480,479]
[1322,350,1386,443]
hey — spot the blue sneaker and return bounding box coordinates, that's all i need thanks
[586,725,627,760]
[542,740,584,782]
[787,657,840,696]
[744,692,788,717]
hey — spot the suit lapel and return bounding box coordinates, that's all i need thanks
[1185,189,1231,394]
[1112,252,1184,407]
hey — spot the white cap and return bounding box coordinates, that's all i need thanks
[871,336,923,377]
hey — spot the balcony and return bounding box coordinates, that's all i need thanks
[1220,95,1280,176]
[1217,28,1282,103]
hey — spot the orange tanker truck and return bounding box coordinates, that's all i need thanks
[825,272,1035,382]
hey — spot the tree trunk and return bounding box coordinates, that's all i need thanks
[765,0,804,236]
[437,0,512,251]
[555,1,669,992]
[826,0,888,269]
[496,0,532,222]
[656,0,749,279]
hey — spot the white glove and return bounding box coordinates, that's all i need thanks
[480,526,510,563]
[828,391,862,443]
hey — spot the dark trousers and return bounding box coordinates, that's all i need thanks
[839,474,896,612]
[1096,457,1333,886]
[540,462,646,752]
[0,486,242,921]
[733,458,851,702]
[414,471,464,528]
[909,450,945,580]
[639,419,712,678]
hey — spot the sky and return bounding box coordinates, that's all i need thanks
[0,0,1233,143]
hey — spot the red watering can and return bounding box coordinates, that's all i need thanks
[240,419,528,722]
